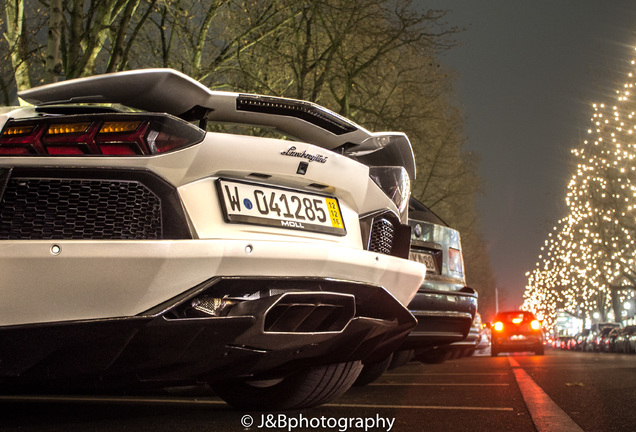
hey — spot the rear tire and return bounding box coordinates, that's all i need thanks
[388,350,413,370]
[535,345,545,356]
[353,354,393,386]
[490,348,498,357]
[418,349,452,364]
[212,361,363,411]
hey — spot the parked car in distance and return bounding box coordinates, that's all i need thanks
[0,69,426,410]
[450,310,485,359]
[490,310,544,356]
[614,325,636,354]
[585,323,621,352]
[354,199,478,384]
[603,328,621,353]
[566,336,578,350]
[573,329,591,351]
[594,327,616,352]
[554,336,575,350]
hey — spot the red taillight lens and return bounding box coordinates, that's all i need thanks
[448,247,464,273]
[0,146,32,155]
[46,146,86,155]
[98,143,138,155]
[493,321,504,332]
[530,320,542,331]
[0,114,204,156]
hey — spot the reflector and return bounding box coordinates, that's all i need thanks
[100,121,141,134]
[47,123,91,135]
[2,125,34,136]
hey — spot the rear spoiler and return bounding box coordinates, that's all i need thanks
[18,68,415,180]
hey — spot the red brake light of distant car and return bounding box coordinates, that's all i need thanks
[530,320,542,331]
[493,321,504,332]
[0,114,205,156]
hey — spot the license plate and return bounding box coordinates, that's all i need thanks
[511,335,527,341]
[218,179,346,236]
[408,250,437,273]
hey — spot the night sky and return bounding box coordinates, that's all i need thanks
[420,1,636,310]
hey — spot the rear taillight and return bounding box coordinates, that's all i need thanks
[0,114,204,156]
[493,321,504,332]
[448,247,464,274]
[530,320,542,331]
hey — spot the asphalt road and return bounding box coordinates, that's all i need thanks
[1,349,635,431]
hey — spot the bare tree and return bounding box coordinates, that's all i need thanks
[4,0,32,95]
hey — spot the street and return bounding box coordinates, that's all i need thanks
[1,349,635,431]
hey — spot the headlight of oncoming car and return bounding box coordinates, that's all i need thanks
[369,166,410,221]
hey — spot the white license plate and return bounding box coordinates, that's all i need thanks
[409,251,437,273]
[218,179,346,236]
[511,335,527,341]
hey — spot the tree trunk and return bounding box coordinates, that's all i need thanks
[5,0,32,97]
[45,0,64,83]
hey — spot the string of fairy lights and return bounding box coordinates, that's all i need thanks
[522,46,636,330]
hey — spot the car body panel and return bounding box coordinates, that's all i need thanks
[17,69,416,182]
[400,199,478,354]
[0,70,425,392]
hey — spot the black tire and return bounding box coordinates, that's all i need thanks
[490,348,498,357]
[389,349,414,370]
[353,354,393,386]
[463,348,476,358]
[212,361,362,411]
[419,349,452,364]
[535,345,545,356]
[449,349,462,360]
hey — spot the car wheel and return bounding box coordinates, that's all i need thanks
[490,348,498,357]
[418,348,452,364]
[388,349,414,370]
[535,347,545,355]
[449,349,462,360]
[212,361,363,410]
[353,354,393,386]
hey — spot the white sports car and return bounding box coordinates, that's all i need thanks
[0,69,425,410]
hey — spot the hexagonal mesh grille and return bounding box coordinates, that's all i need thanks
[0,177,162,239]
[369,218,394,255]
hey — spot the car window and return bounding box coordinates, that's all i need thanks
[495,312,535,323]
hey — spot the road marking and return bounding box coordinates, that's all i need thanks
[326,403,514,411]
[370,383,509,386]
[0,395,514,412]
[509,357,584,432]
[386,373,508,376]
[0,395,228,406]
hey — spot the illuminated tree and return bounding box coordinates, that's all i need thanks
[523,46,636,327]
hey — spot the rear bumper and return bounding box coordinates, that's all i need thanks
[492,334,543,352]
[0,278,416,390]
[0,239,424,326]
[399,288,477,350]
